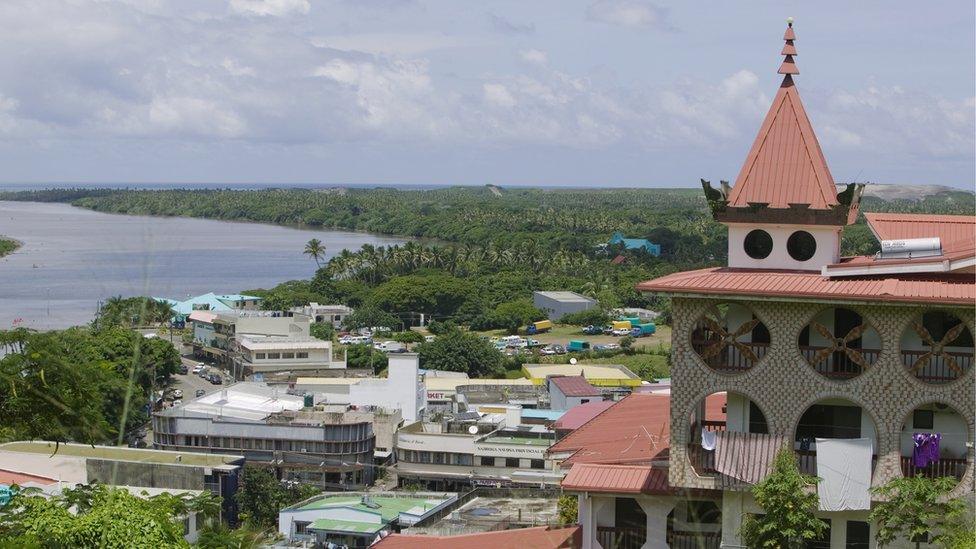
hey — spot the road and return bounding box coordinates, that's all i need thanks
[168,357,228,400]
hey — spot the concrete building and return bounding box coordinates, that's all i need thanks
[189,309,313,371]
[152,382,398,490]
[533,291,598,321]
[623,22,974,549]
[547,376,604,412]
[423,374,537,413]
[0,441,245,529]
[294,353,427,422]
[395,406,561,491]
[290,302,354,328]
[157,292,262,320]
[235,336,346,378]
[522,363,642,389]
[278,492,456,548]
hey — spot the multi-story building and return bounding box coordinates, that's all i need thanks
[152,382,400,490]
[394,406,561,491]
[612,21,975,549]
[289,302,354,328]
[189,309,313,370]
[235,336,346,378]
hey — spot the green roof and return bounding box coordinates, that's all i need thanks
[295,495,447,522]
[0,442,242,468]
[309,518,384,535]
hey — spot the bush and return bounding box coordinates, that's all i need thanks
[558,308,609,326]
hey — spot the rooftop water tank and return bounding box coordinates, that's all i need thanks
[879,237,942,259]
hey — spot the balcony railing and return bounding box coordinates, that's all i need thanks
[901,349,973,383]
[596,526,645,549]
[688,442,877,480]
[900,456,967,481]
[799,346,880,378]
[669,531,722,549]
[691,339,768,372]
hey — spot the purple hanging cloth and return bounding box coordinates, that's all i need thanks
[913,433,941,468]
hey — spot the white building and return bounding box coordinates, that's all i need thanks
[237,336,346,377]
[294,353,427,422]
[290,302,354,328]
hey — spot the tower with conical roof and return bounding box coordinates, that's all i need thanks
[703,19,864,271]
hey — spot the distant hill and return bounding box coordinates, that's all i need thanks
[857,183,973,201]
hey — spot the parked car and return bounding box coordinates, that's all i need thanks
[539,346,557,355]
[191,365,203,374]
[551,344,567,354]
[177,364,188,375]
[172,399,182,407]
[582,325,602,335]
[195,389,206,398]
[171,389,183,399]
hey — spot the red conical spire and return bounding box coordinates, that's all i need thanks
[778,17,799,78]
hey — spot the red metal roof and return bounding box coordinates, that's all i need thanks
[865,213,976,253]
[637,267,975,305]
[550,375,602,397]
[561,463,670,495]
[373,526,581,549]
[726,23,838,211]
[547,393,725,466]
[553,400,615,431]
[0,469,57,486]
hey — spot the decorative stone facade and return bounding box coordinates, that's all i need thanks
[668,296,975,499]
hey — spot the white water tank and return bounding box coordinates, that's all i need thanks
[879,237,941,259]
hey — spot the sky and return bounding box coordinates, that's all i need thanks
[0,0,973,189]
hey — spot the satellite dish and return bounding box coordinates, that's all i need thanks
[468,425,479,435]
[570,358,578,365]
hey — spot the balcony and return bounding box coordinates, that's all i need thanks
[901,350,973,384]
[800,346,880,379]
[900,456,967,482]
[691,339,768,372]
[687,442,877,480]
[596,526,645,549]
[669,531,722,549]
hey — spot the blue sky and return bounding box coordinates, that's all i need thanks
[1,1,973,189]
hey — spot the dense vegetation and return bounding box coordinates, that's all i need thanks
[0,238,19,257]
[0,307,181,446]
[235,467,319,531]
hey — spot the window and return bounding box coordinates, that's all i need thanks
[748,401,769,434]
[530,459,545,469]
[787,230,817,261]
[743,229,773,259]
[686,500,721,525]
[255,353,266,360]
[267,352,280,359]
[505,458,519,468]
[282,352,295,359]
[480,456,495,467]
[297,352,308,359]
[846,521,870,549]
[796,404,862,440]
[912,409,934,430]
[294,521,311,535]
[458,454,473,466]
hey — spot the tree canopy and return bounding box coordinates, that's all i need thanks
[416,328,504,377]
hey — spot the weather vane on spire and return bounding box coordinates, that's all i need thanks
[778,17,799,79]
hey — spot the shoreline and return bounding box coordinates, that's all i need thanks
[0,235,22,258]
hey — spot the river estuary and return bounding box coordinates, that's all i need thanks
[0,201,407,329]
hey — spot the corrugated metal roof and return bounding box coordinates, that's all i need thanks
[547,393,726,466]
[725,23,838,211]
[637,267,975,306]
[561,463,670,494]
[550,376,602,397]
[373,526,581,549]
[865,213,976,253]
[553,401,615,431]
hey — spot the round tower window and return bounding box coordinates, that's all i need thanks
[787,231,817,261]
[743,230,773,259]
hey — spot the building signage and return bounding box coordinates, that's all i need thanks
[474,444,546,459]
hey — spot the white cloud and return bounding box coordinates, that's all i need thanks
[483,83,516,108]
[586,0,673,30]
[519,49,548,65]
[228,0,309,17]
[148,96,247,138]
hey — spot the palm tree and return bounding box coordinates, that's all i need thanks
[303,238,326,267]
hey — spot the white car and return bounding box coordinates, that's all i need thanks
[191,365,203,374]
[539,346,557,355]
[424,335,436,343]
[612,328,632,336]
[172,399,182,407]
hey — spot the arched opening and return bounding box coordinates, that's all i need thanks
[900,311,974,384]
[687,392,767,476]
[899,403,970,484]
[795,398,878,477]
[691,303,770,373]
[799,307,881,380]
[596,497,647,549]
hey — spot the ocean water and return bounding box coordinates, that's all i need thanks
[0,201,406,329]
